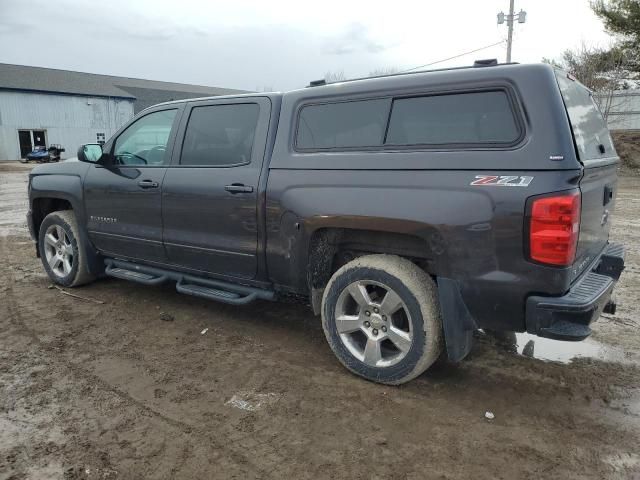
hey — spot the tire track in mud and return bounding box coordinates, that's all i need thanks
[0,236,290,479]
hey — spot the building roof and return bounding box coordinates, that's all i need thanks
[0,63,247,111]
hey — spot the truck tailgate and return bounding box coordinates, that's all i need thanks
[554,70,619,281]
[574,164,617,281]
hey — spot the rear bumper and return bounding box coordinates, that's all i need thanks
[525,242,625,341]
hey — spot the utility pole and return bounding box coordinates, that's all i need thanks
[506,0,515,63]
[497,2,526,63]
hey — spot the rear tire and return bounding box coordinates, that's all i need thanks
[321,254,443,385]
[38,210,95,287]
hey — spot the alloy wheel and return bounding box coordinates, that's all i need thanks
[334,280,413,368]
[43,224,74,278]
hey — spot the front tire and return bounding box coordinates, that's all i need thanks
[38,210,95,287]
[321,254,443,385]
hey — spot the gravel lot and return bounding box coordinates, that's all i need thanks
[1,162,639,479]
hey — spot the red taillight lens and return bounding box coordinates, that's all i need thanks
[529,191,581,266]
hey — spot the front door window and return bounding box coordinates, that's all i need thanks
[113,109,177,166]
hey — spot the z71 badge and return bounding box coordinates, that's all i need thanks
[470,175,534,187]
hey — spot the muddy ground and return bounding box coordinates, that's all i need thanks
[613,131,640,174]
[1,162,639,480]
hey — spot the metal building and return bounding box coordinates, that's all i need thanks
[0,63,246,161]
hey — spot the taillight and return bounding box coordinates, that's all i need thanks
[529,191,581,266]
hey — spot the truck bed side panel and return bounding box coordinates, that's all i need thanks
[266,168,582,331]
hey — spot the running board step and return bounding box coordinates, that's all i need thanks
[104,259,274,305]
[176,280,256,304]
[105,265,168,285]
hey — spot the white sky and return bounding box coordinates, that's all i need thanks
[0,0,613,91]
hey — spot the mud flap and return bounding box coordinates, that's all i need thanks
[78,226,104,277]
[437,277,476,362]
[311,287,324,316]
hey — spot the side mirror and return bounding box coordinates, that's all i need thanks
[77,143,103,163]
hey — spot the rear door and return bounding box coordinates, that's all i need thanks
[555,72,619,280]
[161,97,271,279]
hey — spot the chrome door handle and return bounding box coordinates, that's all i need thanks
[138,180,159,189]
[224,184,254,194]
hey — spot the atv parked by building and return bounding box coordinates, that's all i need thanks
[23,144,65,163]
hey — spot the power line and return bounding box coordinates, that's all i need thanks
[399,40,507,73]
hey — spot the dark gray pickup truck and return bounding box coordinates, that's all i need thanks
[28,62,625,384]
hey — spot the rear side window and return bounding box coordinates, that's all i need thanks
[295,90,522,151]
[386,91,520,146]
[296,99,390,149]
[181,103,259,166]
[555,72,616,163]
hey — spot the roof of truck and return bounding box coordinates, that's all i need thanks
[149,62,556,110]
[286,62,555,96]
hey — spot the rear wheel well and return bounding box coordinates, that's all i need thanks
[307,228,435,314]
[32,198,73,238]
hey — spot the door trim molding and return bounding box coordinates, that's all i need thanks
[88,230,163,244]
[89,230,255,258]
[164,241,254,258]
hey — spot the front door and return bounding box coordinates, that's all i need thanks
[162,98,270,279]
[84,107,181,262]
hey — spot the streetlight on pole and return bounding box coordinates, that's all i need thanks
[497,1,527,63]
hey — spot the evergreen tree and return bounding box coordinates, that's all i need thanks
[592,1,640,73]
[592,1,640,48]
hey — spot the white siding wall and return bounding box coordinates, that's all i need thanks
[597,90,640,131]
[0,91,134,160]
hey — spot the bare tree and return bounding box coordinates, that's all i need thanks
[324,70,347,83]
[368,67,401,77]
[545,43,637,127]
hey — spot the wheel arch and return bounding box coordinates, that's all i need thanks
[31,196,74,242]
[30,182,103,276]
[30,174,86,235]
[306,227,476,364]
[306,226,437,315]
